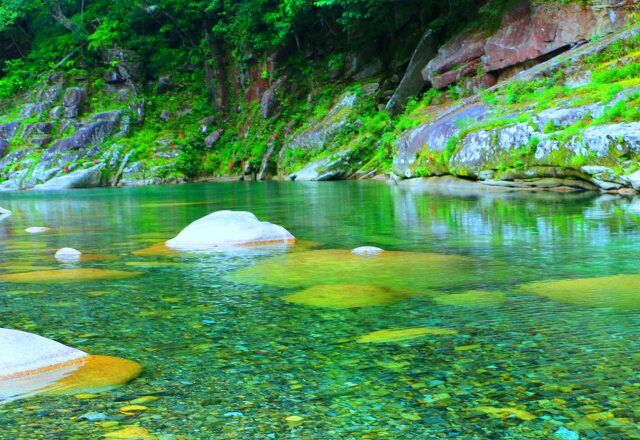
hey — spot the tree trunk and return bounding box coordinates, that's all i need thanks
[46,0,75,32]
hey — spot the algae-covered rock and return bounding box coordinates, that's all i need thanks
[283,284,416,309]
[356,327,458,343]
[434,290,506,308]
[474,406,536,421]
[231,249,481,292]
[166,210,294,251]
[0,268,142,283]
[520,274,640,309]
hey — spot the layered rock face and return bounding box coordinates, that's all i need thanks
[423,1,634,90]
[395,20,640,192]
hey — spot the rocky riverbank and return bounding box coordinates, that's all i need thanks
[0,1,638,193]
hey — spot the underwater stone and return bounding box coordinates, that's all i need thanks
[0,268,142,283]
[55,247,82,263]
[231,249,481,292]
[357,327,458,343]
[554,427,580,440]
[283,284,414,309]
[520,274,640,309]
[166,210,294,250]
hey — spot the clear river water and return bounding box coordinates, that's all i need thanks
[1,181,639,439]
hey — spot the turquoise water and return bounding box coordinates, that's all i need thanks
[0,182,640,439]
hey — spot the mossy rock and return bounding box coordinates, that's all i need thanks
[520,274,640,309]
[356,327,458,343]
[434,290,506,308]
[0,268,142,283]
[231,249,482,292]
[282,284,418,309]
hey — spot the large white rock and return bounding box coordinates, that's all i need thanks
[25,226,51,234]
[351,246,384,257]
[0,329,87,378]
[0,206,10,215]
[166,210,295,250]
[55,247,82,263]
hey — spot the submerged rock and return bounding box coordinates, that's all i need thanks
[0,268,141,283]
[0,328,141,404]
[231,249,480,292]
[55,247,82,263]
[434,290,506,308]
[283,284,414,309]
[166,210,295,250]
[356,327,458,343]
[520,274,640,309]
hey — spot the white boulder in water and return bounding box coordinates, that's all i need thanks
[55,248,82,263]
[351,246,384,257]
[0,328,87,379]
[25,227,51,234]
[166,210,295,250]
[0,206,10,215]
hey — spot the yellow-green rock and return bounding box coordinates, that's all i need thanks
[103,426,154,439]
[0,268,142,283]
[520,274,640,309]
[434,290,506,308]
[283,284,416,309]
[231,249,482,292]
[357,327,458,343]
[475,406,536,421]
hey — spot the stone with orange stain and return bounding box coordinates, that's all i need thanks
[0,329,141,404]
[166,210,294,251]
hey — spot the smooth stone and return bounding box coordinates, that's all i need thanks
[0,328,142,403]
[0,328,87,378]
[166,210,295,250]
[351,246,384,257]
[55,247,82,263]
[0,206,10,215]
[555,427,580,440]
[25,227,51,234]
[79,412,108,421]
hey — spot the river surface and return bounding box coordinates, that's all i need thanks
[1,182,639,439]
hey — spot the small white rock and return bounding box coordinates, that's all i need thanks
[25,227,51,234]
[0,206,10,215]
[55,248,82,263]
[351,246,384,257]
